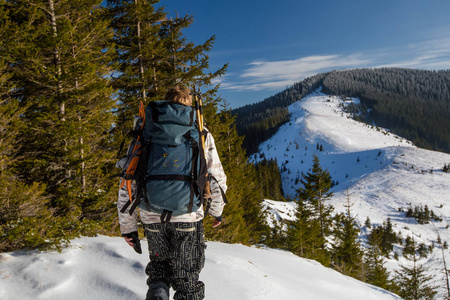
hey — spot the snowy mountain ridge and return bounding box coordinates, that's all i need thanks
[253,88,450,298]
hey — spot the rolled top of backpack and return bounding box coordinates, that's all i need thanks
[143,101,196,145]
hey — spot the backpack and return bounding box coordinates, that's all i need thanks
[118,100,208,223]
[116,101,146,210]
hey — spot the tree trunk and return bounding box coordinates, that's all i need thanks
[134,0,146,100]
[48,0,64,121]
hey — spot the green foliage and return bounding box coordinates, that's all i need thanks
[403,236,431,259]
[405,204,443,224]
[204,103,266,245]
[234,68,450,156]
[289,155,334,266]
[394,238,438,300]
[331,194,363,279]
[1,0,267,251]
[107,0,226,133]
[254,158,285,201]
[2,0,119,251]
[364,243,395,291]
[443,163,450,173]
[368,218,401,258]
[322,68,450,154]
[363,219,401,294]
[105,0,265,245]
[0,25,69,250]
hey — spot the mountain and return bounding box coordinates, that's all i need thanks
[253,88,450,298]
[0,235,402,300]
[234,68,450,155]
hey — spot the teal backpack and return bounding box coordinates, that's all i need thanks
[128,101,208,222]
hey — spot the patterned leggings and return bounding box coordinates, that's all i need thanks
[144,221,206,300]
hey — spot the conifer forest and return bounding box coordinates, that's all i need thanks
[234,68,450,156]
[1,1,449,299]
[0,0,266,251]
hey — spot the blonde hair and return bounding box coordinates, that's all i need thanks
[165,86,192,106]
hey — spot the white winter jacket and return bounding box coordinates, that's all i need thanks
[117,128,227,234]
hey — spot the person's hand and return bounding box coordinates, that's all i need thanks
[122,231,142,254]
[212,216,222,228]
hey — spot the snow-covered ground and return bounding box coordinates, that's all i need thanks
[1,89,449,299]
[254,89,450,298]
[0,235,402,300]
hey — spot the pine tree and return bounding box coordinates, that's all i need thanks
[395,237,438,300]
[381,218,397,255]
[364,225,396,291]
[8,0,117,241]
[364,235,393,291]
[106,0,166,132]
[0,3,51,251]
[106,0,226,132]
[290,155,334,266]
[289,192,322,259]
[331,191,363,278]
[255,158,284,201]
[369,218,399,257]
[204,101,265,244]
[106,1,261,244]
[299,155,334,238]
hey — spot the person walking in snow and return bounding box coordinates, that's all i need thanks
[117,86,227,300]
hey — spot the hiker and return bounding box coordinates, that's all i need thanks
[117,86,227,300]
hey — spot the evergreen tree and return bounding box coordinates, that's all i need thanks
[299,155,334,239]
[107,0,264,244]
[331,192,363,278]
[364,242,393,291]
[0,3,52,251]
[106,0,226,131]
[106,0,166,132]
[395,237,438,300]
[8,0,117,241]
[288,191,321,259]
[368,218,399,257]
[255,158,284,201]
[290,155,334,266]
[204,101,265,244]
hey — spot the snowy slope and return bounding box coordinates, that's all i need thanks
[262,199,297,228]
[0,235,401,300]
[253,88,450,298]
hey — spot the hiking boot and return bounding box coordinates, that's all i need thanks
[146,281,169,300]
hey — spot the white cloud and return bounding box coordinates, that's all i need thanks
[221,33,450,92]
[223,54,371,91]
[376,35,450,69]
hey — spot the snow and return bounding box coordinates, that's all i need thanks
[1,88,449,299]
[262,199,297,228]
[0,235,401,300]
[252,88,450,298]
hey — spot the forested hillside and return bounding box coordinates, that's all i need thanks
[234,68,450,155]
[232,73,327,154]
[322,68,450,153]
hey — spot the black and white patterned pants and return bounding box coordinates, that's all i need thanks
[144,220,206,300]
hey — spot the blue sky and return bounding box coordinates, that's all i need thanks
[160,0,450,108]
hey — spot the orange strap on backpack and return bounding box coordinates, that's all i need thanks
[120,101,146,204]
